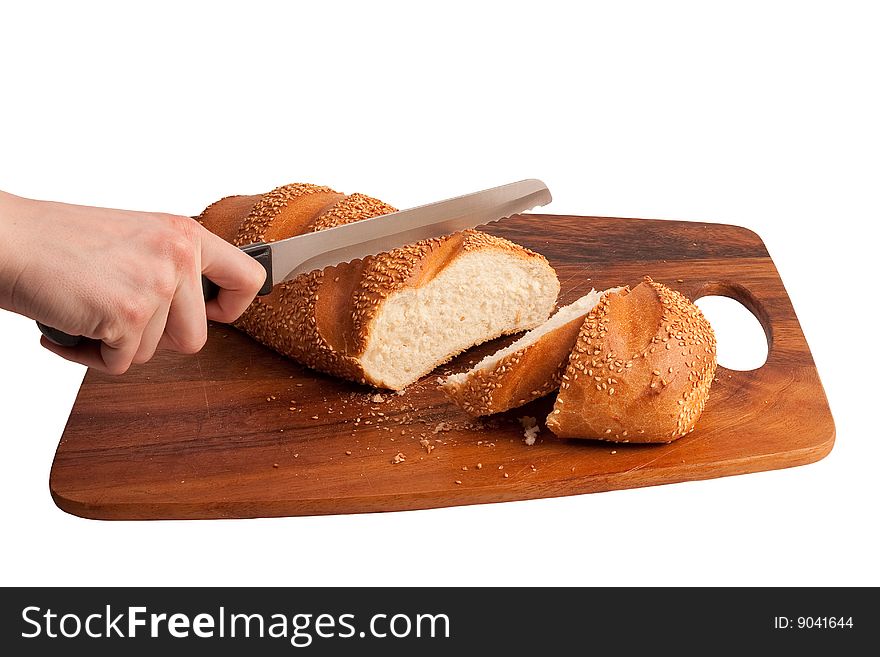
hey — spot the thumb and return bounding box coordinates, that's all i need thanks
[198,226,267,323]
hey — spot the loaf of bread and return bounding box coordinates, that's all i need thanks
[198,183,560,390]
[441,288,622,415]
[545,277,716,443]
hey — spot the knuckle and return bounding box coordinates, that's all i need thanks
[150,270,178,300]
[156,214,198,268]
[117,298,151,327]
[165,236,193,269]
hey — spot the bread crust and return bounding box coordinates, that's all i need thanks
[441,313,587,416]
[198,183,555,388]
[545,278,716,442]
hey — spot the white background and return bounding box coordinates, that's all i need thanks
[1,1,877,586]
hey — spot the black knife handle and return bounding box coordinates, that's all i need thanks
[36,322,89,348]
[202,242,274,301]
[37,242,274,347]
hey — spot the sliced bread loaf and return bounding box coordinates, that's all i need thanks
[441,288,622,415]
[198,183,560,390]
[546,277,717,442]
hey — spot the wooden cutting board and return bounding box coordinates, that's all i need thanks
[49,215,835,520]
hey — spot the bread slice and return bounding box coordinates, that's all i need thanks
[198,183,560,390]
[441,288,622,415]
[545,277,717,443]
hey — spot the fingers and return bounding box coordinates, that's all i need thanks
[99,332,146,375]
[158,266,208,355]
[132,302,172,365]
[38,217,264,374]
[199,227,266,323]
[40,330,142,376]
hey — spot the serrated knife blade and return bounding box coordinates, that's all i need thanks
[264,178,551,284]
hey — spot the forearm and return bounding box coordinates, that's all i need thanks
[0,190,31,312]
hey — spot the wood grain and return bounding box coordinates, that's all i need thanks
[49,215,835,520]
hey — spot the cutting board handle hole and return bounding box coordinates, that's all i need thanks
[694,283,769,371]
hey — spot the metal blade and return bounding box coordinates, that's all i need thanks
[265,179,551,284]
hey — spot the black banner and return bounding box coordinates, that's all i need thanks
[0,587,873,655]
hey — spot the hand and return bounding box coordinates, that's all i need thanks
[0,191,266,374]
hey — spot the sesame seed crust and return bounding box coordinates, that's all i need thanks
[545,277,717,442]
[441,345,564,416]
[198,183,555,389]
[235,183,338,246]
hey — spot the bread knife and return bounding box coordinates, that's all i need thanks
[37,179,552,347]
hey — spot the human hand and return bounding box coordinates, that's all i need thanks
[0,191,266,374]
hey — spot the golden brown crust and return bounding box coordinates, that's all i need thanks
[441,315,586,416]
[545,278,716,443]
[195,194,263,242]
[234,183,338,246]
[198,183,555,388]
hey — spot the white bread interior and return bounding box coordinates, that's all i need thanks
[360,250,559,390]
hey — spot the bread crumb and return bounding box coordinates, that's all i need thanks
[391,452,406,464]
[461,466,468,471]
[476,463,482,470]
[433,422,452,434]
[345,450,352,456]
[519,416,540,445]
[370,393,385,403]
[311,415,319,420]
[273,463,279,468]
[455,480,462,485]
